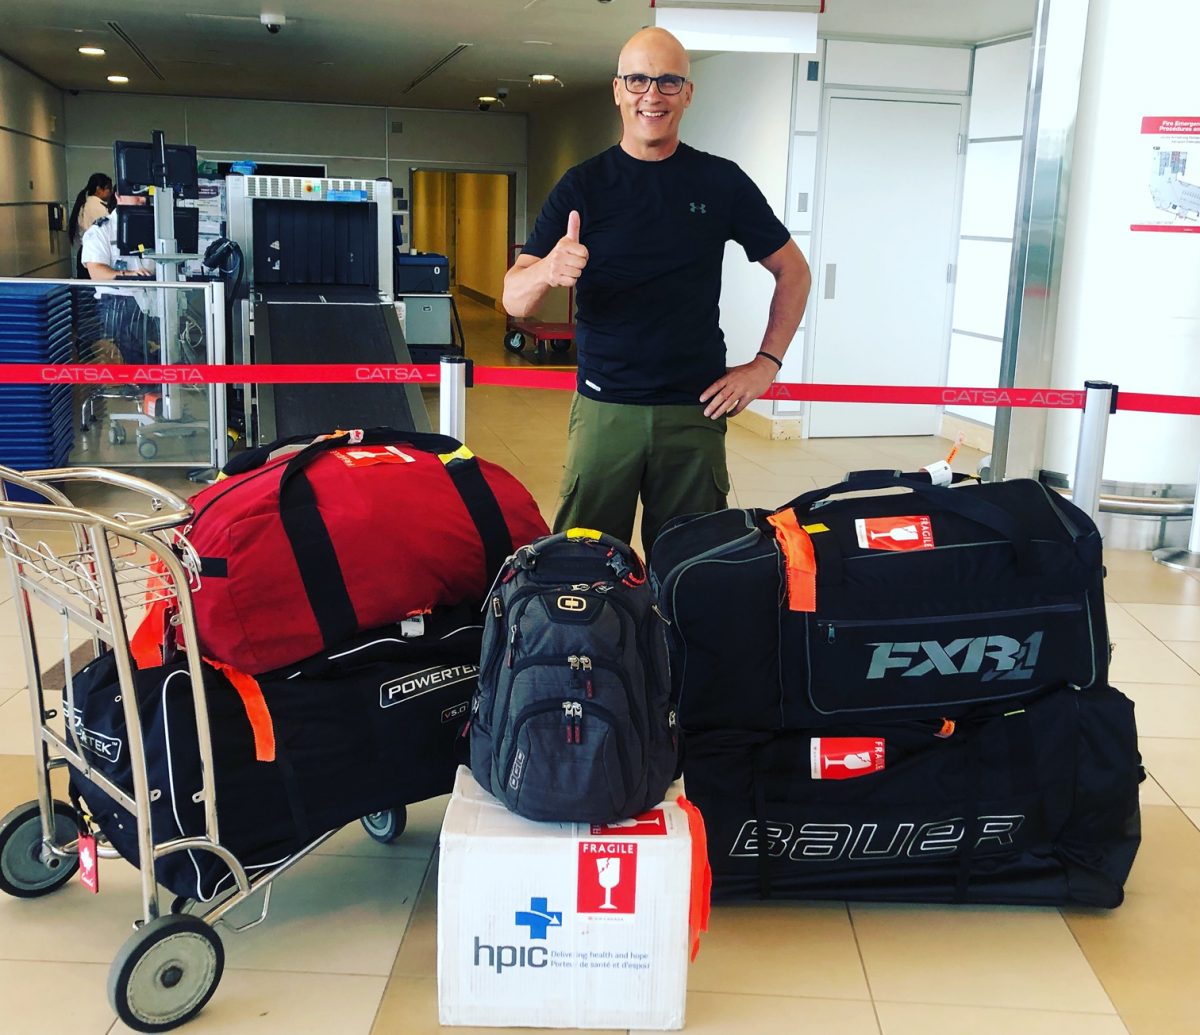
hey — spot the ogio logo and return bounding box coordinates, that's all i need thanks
[556,595,587,612]
[866,632,1043,681]
[730,815,1025,862]
[508,749,527,790]
[379,664,479,708]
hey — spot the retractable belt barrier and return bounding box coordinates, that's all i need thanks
[1,363,1197,416]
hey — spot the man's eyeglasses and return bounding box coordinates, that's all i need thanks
[617,73,688,96]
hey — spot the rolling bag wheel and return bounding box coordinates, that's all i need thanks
[0,800,80,898]
[550,338,571,354]
[138,438,159,460]
[504,331,526,353]
[109,423,127,446]
[108,914,225,1033]
[360,806,408,844]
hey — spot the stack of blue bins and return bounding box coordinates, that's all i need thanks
[0,283,74,487]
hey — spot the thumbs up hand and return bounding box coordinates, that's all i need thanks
[545,209,588,288]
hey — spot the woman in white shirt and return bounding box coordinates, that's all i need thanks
[68,173,114,278]
[81,195,157,363]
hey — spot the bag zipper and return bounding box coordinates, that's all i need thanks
[818,602,1084,644]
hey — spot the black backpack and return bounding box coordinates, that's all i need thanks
[469,530,678,823]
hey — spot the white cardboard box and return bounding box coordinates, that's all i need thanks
[438,767,691,1030]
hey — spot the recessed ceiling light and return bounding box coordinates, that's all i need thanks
[78,46,106,56]
[107,75,130,84]
[478,95,498,104]
[530,73,559,84]
[523,40,553,45]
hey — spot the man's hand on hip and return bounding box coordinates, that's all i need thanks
[700,354,780,419]
[544,210,589,288]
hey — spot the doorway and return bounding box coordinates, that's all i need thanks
[807,93,966,437]
[410,169,514,311]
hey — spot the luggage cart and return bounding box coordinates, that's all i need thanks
[504,244,576,363]
[0,465,405,1031]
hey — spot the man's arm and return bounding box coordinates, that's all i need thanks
[502,210,588,318]
[700,239,812,419]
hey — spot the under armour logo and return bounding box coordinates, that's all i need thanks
[689,202,706,214]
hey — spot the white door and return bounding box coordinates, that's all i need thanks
[808,96,963,437]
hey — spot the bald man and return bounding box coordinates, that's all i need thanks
[504,27,812,553]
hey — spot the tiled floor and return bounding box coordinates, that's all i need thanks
[0,294,1198,1033]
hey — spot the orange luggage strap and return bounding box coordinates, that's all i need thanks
[766,510,818,613]
[676,795,713,962]
[202,657,276,763]
[127,558,275,763]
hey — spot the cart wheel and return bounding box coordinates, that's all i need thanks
[108,423,126,446]
[550,339,571,354]
[108,915,225,1033]
[0,800,80,898]
[138,438,159,460]
[360,806,407,844]
[504,331,526,354]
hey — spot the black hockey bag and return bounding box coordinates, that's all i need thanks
[66,608,481,900]
[684,683,1142,907]
[651,472,1110,731]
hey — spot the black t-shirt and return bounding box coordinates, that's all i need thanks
[523,143,790,405]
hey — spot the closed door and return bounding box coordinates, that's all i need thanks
[808,96,963,437]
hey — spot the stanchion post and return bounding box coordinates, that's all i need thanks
[1153,460,1200,572]
[439,354,468,442]
[1070,380,1117,520]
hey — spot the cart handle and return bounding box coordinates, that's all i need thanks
[0,466,193,532]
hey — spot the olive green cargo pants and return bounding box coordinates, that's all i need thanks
[553,393,730,553]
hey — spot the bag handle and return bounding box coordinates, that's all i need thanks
[273,428,514,654]
[517,528,647,586]
[779,469,1034,571]
[223,427,465,478]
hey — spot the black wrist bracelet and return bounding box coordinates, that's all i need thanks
[755,350,783,370]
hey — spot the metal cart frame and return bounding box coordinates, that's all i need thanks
[0,465,395,1031]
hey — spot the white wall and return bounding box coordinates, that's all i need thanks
[945,36,1032,429]
[1043,0,1200,486]
[0,54,69,277]
[684,50,808,418]
[63,92,528,258]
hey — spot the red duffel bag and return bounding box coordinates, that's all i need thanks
[169,427,548,674]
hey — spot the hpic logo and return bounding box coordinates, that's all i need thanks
[472,896,560,974]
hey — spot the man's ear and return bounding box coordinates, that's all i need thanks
[613,77,621,106]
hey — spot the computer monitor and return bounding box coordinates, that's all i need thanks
[116,206,200,256]
[114,140,200,199]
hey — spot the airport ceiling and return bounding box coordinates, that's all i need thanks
[3,0,1036,114]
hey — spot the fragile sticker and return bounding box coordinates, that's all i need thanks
[577,841,638,915]
[330,445,415,467]
[855,515,934,551]
[810,737,886,780]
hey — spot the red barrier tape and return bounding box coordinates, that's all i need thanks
[2,363,1198,415]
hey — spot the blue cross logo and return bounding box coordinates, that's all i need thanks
[514,897,562,940]
[689,202,706,214]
